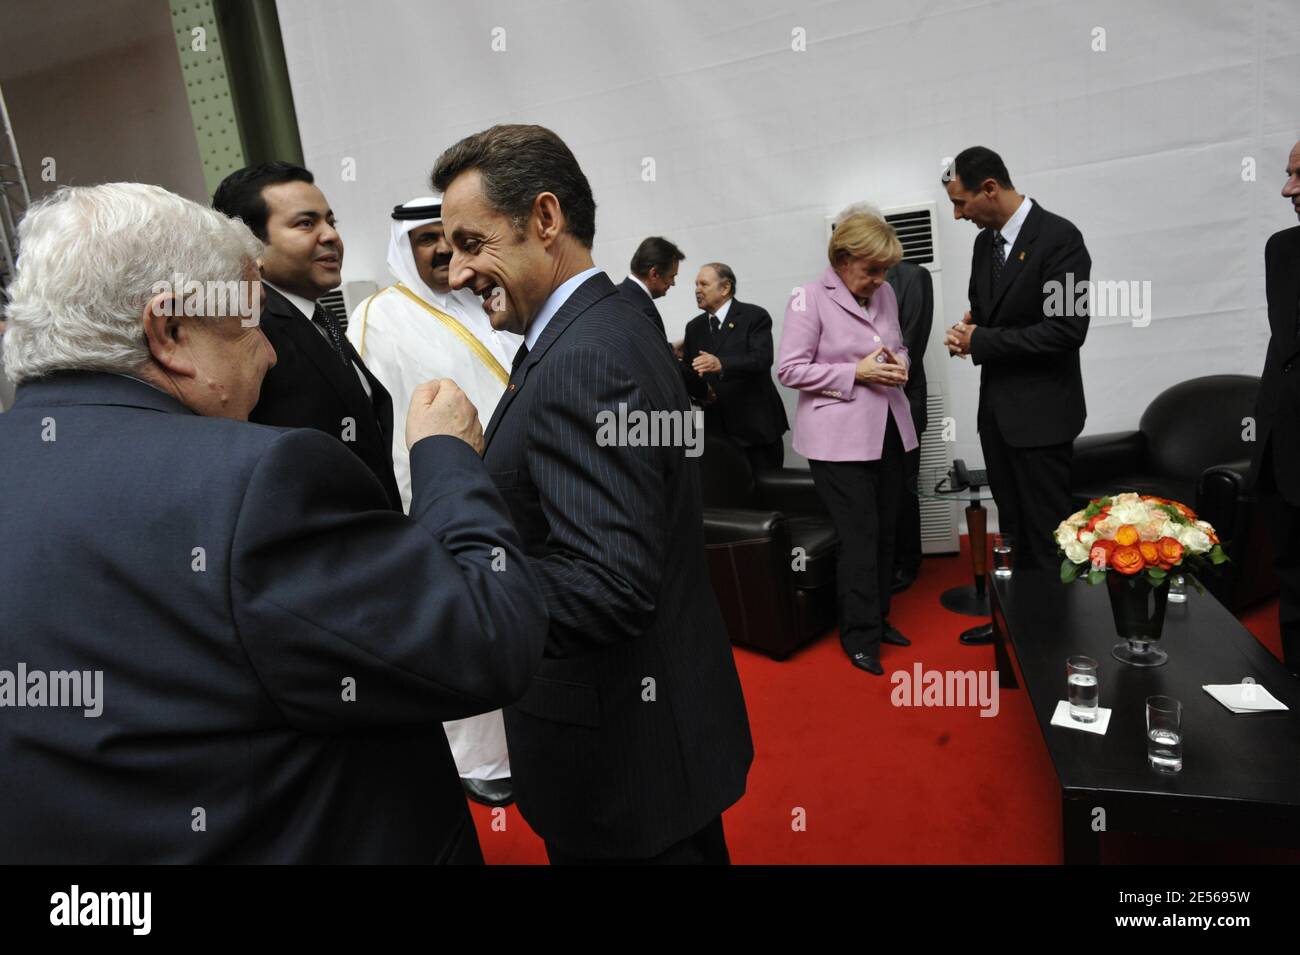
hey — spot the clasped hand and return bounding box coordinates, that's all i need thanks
[855,347,907,386]
[945,311,976,358]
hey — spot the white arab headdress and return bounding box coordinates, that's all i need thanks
[386,196,445,304]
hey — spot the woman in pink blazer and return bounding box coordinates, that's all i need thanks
[777,211,919,675]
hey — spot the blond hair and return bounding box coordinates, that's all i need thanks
[827,211,903,269]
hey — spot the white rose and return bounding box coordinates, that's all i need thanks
[1055,523,1077,550]
[1080,530,1097,547]
[1063,539,1090,564]
[1110,502,1148,524]
[1176,524,1212,554]
[1094,516,1120,538]
[1138,519,1165,541]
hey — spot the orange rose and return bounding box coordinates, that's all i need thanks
[1114,524,1140,547]
[1089,540,1116,568]
[1111,545,1144,575]
[1173,502,1197,520]
[1139,541,1160,565]
[1157,536,1184,565]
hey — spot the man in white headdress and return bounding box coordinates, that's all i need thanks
[348,196,522,807]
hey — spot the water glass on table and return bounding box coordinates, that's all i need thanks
[1168,573,1187,603]
[992,533,1013,578]
[1146,695,1183,773]
[1066,655,1099,722]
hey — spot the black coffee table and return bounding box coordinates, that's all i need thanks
[990,569,1300,864]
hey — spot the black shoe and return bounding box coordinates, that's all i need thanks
[881,625,911,647]
[959,623,995,646]
[849,652,884,675]
[462,776,515,807]
[891,569,918,594]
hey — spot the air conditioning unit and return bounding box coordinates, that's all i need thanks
[318,280,379,334]
[827,202,958,554]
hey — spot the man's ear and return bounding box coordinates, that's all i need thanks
[141,292,197,378]
[532,191,564,245]
[981,177,1000,199]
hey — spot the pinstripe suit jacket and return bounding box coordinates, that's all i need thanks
[483,271,753,859]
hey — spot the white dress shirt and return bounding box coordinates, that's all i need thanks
[263,280,372,399]
[996,196,1034,257]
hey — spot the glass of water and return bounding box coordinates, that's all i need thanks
[1067,655,1099,722]
[1146,695,1183,773]
[1168,573,1187,603]
[993,533,1013,578]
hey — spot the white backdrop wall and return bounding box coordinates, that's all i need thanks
[277,0,1299,489]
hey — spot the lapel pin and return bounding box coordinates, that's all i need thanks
[728,323,734,329]
[1018,251,1026,261]
[507,383,516,391]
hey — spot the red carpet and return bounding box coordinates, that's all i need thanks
[469,536,1290,864]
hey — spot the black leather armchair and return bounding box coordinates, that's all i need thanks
[699,435,838,659]
[1069,374,1278,611]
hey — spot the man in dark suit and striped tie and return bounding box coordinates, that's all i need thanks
[943,146,1091,644]
[434,124,753,864]
[213,162,401,509]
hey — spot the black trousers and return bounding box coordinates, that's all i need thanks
[1274,496,1300,674]
[809,413,905,657]
[544,816,730,865]
[743,438,785,475]
[894,446,923,575]
[979,412,1073,572]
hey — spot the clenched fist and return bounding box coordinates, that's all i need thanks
[406,378,483,454]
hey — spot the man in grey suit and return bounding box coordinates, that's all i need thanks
[435,125,753,864]
[0,183,546,863]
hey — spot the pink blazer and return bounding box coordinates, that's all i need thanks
[777,266,919,462]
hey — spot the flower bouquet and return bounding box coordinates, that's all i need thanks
[1056,493,1228,666]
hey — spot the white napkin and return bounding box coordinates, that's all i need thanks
[1050,699,1111,734]
[1202,683,1289,713]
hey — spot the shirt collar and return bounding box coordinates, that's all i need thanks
[997,196,1033,252]
[525,266,601,350]
[712,298,733,322]
[263,279,318,320]
[627,274,652,298]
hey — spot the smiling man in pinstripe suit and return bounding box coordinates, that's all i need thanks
[434,124,753,864]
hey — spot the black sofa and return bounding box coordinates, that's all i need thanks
[1069,374,1278,611]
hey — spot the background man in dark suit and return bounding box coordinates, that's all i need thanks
[618,235,684,338]
[1248,139,1300,675]
[434,124,753,864]
[682,262,790,473]
[887,258,934,593]
[213,162,401,509]
[0,183,546,863]
[943,146,1090,644]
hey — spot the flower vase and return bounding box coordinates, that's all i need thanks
[1107,573,1170,667]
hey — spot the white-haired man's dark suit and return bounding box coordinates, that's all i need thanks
[0,372,546,863]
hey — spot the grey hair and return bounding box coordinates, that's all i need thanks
[2,183,262,384]
[833,201,884,227]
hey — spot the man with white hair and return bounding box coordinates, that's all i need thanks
[0,183,546,863]
[347,195,522,807]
